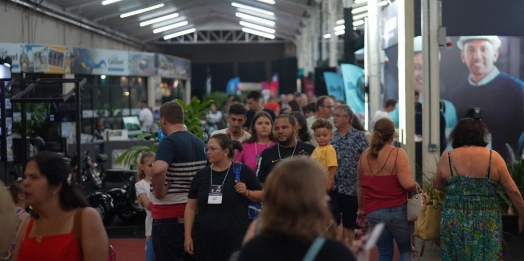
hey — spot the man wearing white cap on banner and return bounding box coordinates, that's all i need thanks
[451,35,524,156]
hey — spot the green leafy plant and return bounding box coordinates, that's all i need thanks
[174,97,213,140]
[116,98,212,169]
[203,91,228,109]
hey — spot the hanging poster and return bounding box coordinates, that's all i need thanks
[128,51,156,76]
[71,48,128,75]
[0,43,72,74]
[156,53,191,79]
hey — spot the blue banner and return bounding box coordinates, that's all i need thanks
[340,64,365,121]
[323,72,345,101]
[226,77,241,95]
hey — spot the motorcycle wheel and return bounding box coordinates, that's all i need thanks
[89,198,115,226]
[117,209,145,223]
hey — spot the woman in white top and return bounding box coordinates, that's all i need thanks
[135,152,155,261]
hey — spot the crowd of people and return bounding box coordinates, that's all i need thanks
[1,89,523,261]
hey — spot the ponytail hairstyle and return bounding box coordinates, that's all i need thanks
[211,133,243,159]
[369,118,395,159]
[137,151,156,182]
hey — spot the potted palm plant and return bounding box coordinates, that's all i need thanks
[116,97,213,168]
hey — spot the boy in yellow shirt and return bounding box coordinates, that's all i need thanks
[311,119,338,192]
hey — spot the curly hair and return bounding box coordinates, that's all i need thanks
[450,117,489,149]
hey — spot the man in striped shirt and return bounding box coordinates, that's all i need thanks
[151,101,207,261]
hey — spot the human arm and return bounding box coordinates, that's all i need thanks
[151,139,175,199]
[433,153,448,190]
[11,216,30,261]
[184,199,198,255]
[81,207,109,261]
[326,146,338,191]
[135,182,151,210]
[395,149,416,191]
[235,165,264,202]
[495,152,524,233]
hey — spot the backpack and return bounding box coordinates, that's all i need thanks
[232,162,262,221]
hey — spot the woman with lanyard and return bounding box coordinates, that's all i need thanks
[184,134,263,261]
[234,111,277,173]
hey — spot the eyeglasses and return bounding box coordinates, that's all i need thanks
[205,146,220,153]
[320,105,334,109]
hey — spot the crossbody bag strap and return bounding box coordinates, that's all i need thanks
[73,208,85,258]
[302,237,326,261]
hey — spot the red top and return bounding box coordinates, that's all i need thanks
[361,148,407,215]
[17,218,82,261]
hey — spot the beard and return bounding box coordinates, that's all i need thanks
[278,133,295,147]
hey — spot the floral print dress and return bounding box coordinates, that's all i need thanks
[441,150,502,261]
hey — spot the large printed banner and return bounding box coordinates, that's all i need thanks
[0,43,72,74]
[382,35,524,157]
[0,42,190,78]
[156,53,191,79]
[71,48,128,76]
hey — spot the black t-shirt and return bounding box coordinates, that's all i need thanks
[238,235,356,261]
[256,142,315,183]
[188,163,263,261]
[244,108,276,128]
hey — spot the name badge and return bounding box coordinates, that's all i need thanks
[208,185,223,204]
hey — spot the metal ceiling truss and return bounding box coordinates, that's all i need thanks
[154,30,287,44]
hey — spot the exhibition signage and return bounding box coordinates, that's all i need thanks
[0,42,190,78]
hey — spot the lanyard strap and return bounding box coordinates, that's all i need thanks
[210,162,231,187]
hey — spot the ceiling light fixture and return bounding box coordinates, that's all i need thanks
[334,25,345,31]
[257,0,275,4]
[239,21,275,33]
[334,30,345,35]
[242,28,275,39]
[232,2,274,16]
[140,13,179,26]
[323,33,331,39]
[353,20,364,26]
[153,21,188,33]
[164,28,196,40]
[120,4,165,18]
[351,0,388,14]
[353,13,368,20]
[336,19,345,25]
[235,12,275,26]
[102,0,121,5]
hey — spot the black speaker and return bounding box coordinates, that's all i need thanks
[314,67,337,97]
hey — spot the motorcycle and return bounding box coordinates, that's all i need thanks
[71,151,106,188]
[87,169,145,226]
[87,191,115,227]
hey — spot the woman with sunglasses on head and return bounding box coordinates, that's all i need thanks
[234,111,277,172]
[184,134,263,261]
[12,151,108,261]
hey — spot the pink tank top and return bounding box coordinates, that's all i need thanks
[17,218,82,261]
[360,148,407,214]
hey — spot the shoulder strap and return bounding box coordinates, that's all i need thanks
[73,208,84,257]
[233,162,242,181]
[302,237,326,261]
[24,218,35,240]
[486,150,493,178]
[447,151,458,177]
[392,148,400,173]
